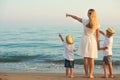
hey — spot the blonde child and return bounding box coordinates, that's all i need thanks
[98,27,115,78]
[58,33,76,78]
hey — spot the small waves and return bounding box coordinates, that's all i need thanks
[0,54,62,63]
[49,59,120,66]
[0,42,61,49]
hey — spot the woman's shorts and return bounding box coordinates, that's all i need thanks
[103,55,112,65]
[64,59,74,68]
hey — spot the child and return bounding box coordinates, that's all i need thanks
[58,33,76,78]
[98,27,115,78]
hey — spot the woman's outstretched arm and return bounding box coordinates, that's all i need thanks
[99,30,105,35]
[66,13,82,23]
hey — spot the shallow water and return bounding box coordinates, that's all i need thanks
[0,25,120,73]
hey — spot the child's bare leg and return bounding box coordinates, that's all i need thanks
[66,68,69,77]
[70,68,74,78]
[108,62,113,78]
[89,58,94,78]
[84,57,89,77]
[102,62,108,78]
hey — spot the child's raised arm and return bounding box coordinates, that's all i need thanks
[99,30,105,35]
[58,33,64,42]
[66,13,82,23]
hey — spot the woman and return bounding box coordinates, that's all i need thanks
[66,9,100,78]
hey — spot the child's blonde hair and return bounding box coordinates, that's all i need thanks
[66,35,74,44]
[106,27,115,37]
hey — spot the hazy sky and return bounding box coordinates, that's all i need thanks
[0,0,120,26]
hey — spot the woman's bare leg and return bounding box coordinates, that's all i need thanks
[84,57,89,77]
[89,58,94,78]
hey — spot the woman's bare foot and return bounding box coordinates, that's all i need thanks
[89,75,94,78]
[66,75,68,78]
[109,75,114,78]
[70,75,74,78]
[85,74,89,78]
[102,76,108,78]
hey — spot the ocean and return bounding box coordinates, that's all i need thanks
[0,25,120,73]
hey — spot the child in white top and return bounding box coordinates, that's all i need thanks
[59,33,76,78]
[98,27,115,78]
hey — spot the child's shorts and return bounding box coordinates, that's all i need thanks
[103,55,112,65]
[64,59,74,68]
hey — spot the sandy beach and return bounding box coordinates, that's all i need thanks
[0,73,120,80]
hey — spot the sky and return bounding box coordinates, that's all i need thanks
[0,0,120,26]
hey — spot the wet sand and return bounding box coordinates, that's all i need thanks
[0,73,120,80]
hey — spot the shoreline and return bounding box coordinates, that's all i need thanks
[0,73,120,80]
[0,63,120,74]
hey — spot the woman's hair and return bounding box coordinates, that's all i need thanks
[86,9,99,30]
